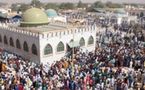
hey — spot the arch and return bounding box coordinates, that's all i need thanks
[88,36,94,45]
[9,37,14,47]
[31,44,37,55]
[57,42,64,52]
[4,35,8,45]
[44,44,53,55]
[23,41,29,52]
[16,39,21,49]
[79,37,85,47]
[0,34,2,42]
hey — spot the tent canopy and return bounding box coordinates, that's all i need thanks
[68,41,80,48]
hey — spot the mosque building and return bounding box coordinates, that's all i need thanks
[97,8,137,25]
[0,8,98,64]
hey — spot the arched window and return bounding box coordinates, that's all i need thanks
[32,44,37,55]
[16,39,21,49]
[79,37,85,47]
[9,37,14,47]
[4,35,8,45]
[57,42,64,52]
[23,41,29,52]
[0,35,2,42]
[88,36,94,45]
[44,44,53,55]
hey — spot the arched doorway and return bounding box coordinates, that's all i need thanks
[16,39,21,49]
[23,41,29,52]
[79,37,85,47]
[66,39,80,58]
[9,37,14,47]
[31,44,37,55]
[4,35,8,45]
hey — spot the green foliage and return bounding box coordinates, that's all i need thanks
[106,1,123,8]
[59,3,75,10]
[77,1,87,8]
[93,1,106,8]
[11,4,31,12]
[11,1,125,12]
[45,3,59,10]
[11,4,20,11]
[19,4,31,12]
[87,1,105,12]
[87,1,124,12]
[31,0,43,8]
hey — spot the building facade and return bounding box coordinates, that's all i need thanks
[0,23,98,64]
[0,8,100,64]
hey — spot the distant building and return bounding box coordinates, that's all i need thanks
[103,9,137,25]
[127,9,145,17]
[94,8,137,25]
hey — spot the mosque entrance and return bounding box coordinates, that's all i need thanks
[66,41,80,58]
[65,44,72,58]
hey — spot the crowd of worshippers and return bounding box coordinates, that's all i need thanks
[0,27,145,90]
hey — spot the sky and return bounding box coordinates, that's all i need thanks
[0,0,145,4]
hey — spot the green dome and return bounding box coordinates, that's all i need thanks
[21,8,49,27]
[46,9,58,17]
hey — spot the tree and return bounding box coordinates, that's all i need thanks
[11,4,31,12]
[11,4,20,11]
[93,1,106,8]
[86,1,105,12]
[45,3,58,10]
[59,3,75,10]
[106,1,123,8]
[19,4,31,12]
[106,1,112,8]
[77,0,87,8]
[31,0,43,8]
[130,3,138,7]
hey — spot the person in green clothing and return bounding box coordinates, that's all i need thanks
[32,81,40,90]
[42,83,47,90]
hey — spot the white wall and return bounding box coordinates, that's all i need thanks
[39,25,97,64]
[0,25,100,64]
[0,28,40,63]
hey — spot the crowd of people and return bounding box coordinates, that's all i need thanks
[0,25,145,90]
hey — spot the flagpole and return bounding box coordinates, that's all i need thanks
[72,23,75,59]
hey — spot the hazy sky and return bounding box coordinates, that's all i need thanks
[0,0,145,4]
